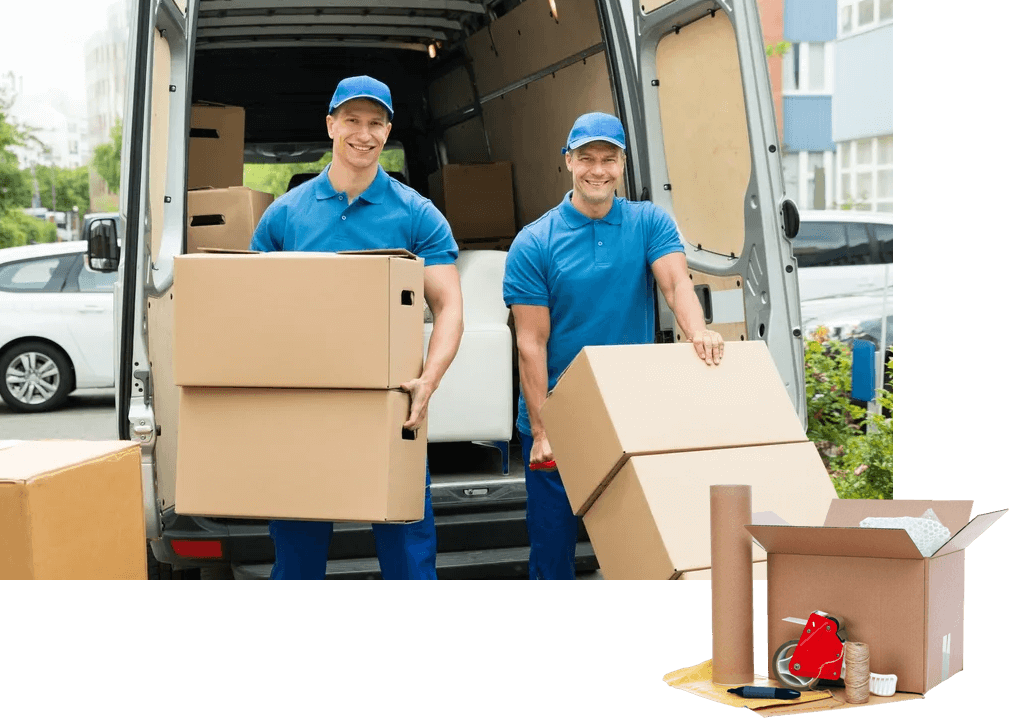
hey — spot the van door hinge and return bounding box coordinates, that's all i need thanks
[134,369,152,407]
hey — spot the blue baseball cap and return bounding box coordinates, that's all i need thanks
[328,75,394,120]
[562,112,626,154]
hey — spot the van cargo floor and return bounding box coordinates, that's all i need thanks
[231,542,599,580]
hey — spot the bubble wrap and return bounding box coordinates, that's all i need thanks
[859,508,952,557]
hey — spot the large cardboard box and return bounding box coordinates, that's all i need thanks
[0,440,146,579]
[176,387,427,522]
[540,342,807,515]
[428,162,516,240]
[173,250,425,389]
[188,102,244,189]
[747,500,1006,695]
[187,186,274,253]
[584,442,837,579]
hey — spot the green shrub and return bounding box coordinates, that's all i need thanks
[804,329,892,499]
[0,210,57,249]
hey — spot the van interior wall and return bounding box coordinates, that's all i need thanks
[431,0,616,231]
[191,47,441,195]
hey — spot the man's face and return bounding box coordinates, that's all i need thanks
[326,99,392,171]
[565,141,624,206]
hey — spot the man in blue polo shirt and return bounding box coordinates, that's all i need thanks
[503,112,724,580]
[250,76,464,580]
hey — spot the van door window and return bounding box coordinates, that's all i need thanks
[846,223,871,264]
[873,224,893,263]
[793,222,847,267]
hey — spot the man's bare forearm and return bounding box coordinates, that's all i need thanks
[421,304,463,389]
[668,281,707,341]
[517,339,550,438]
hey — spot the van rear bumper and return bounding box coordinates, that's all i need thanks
[149,483,597,578]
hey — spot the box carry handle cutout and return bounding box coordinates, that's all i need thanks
[401,290,415,306]
[401,427,418,441]
[190,128,220,139]
[190,214,226,227]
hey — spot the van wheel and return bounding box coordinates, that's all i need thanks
[146,544,200,580]
[0,342,74,412]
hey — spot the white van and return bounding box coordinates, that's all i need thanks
[88,0,806,579]
[793,209,893,349]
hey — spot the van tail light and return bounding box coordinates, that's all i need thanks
[171,540,223,559]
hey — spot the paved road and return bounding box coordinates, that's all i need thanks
[0,389,118,440]
[0,389,606,579]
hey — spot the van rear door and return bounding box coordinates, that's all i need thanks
[598,0,806,424]
[118,0,193,539]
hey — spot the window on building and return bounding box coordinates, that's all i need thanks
[837,135,893,212]
[807,43,826,92]
[839,0,893,37]
[781,42,832,94]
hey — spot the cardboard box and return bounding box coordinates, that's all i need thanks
[674,562,767,580]
[187,186,274,253]
[0,440,146,579]
[541,342,807,515]
[747,500,1007,694]
[584,442,837,579]
[428,162,516,240]
[188,102,244,189]
[173,250,424,389]
[176,387,427,522]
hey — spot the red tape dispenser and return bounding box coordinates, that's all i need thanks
[528,460,557,471]
[771,611,847,691]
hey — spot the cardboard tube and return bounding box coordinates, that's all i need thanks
[710,484,754,685]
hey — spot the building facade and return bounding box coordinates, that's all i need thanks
[84,0,130,210]
[833,0,893,211]
[758,0,892,212]
[3,73,89,172]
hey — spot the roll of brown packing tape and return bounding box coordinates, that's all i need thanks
[710,485,754,685]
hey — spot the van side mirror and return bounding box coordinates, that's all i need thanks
[87,219,120,272]
[781,199,800,239]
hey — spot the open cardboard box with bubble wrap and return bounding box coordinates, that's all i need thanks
[746,500,1006,696]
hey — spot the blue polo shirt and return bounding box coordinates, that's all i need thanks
[503,192,685,436]
[250,164,458,264]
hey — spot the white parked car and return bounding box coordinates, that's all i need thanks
[793,210,893,349]
[0,240,116,412]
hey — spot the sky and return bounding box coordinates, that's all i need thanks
[0,1,119,107]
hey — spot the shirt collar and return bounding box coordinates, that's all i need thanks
[559,191,623,228]
[313,163,388,204]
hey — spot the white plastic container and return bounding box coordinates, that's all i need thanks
[869,673,898,697]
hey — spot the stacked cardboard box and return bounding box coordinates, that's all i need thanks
[0,440,147,579]
[540,341,839,579]
[172,250,428,522]
[428,162,516,247]
[186,102,274,253]
[748,499,1006,695]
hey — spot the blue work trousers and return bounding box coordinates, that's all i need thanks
[269,463,437,580]
[520,432,579,580]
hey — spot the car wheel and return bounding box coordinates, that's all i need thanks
[0,342,74,413]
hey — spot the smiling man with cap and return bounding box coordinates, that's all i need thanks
[503,111,724,580]
[250,75,464,580]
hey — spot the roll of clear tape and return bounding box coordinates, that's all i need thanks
[710,485,754,685]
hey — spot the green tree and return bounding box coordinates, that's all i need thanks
[1,84,32,214]
[1,81,54,248]
[92,117,122,194]
[28,164,90,214]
